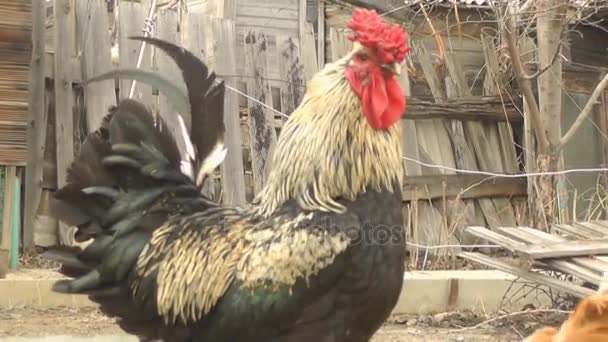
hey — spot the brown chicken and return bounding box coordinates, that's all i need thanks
[44,8,411,342]
[525,292,608,342]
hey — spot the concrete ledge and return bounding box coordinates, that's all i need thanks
[0,270,555,313]
[0,277,94,308]
[394,270,554,314]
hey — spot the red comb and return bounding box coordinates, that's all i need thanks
[347,8,411,64]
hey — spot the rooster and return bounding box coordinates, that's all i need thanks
[525,292,608,342]
[45,8,410,342]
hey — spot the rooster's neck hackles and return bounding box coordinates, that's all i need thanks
[253,52,404,217]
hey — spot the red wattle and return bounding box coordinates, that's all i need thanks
[382,76,405,127]
[350,68,404,130]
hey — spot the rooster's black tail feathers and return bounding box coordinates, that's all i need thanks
[45,37,225,295]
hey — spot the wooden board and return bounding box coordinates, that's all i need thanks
[300,23,318,82]
[409,44,462,253]
[118,0,153,102]
[459,252,595,299]
[76,0,115,131]
[496,227,605,284]
[278,35,304,116]
[54,0,75,246]
[244,31,277,194]
[212,17,247,205]
[404,97,521,122]
[402,174,527,201]
[24,0,46,251]
[522,239,608,259]
[156,7,188,160]
[464,223,608,286]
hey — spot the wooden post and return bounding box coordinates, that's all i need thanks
[317,0,325,68]
[301,23,319,82]
[245,32,278,194]
[24,0,47,252]
[213,18,246,205]
[298,0,306,48]
[118,0,153,102]
[537,0,568,224]
[76,0,116,131]
[54,0,75,245]
[1,167,17,268]
[279,37,304,116]
[156,8,190,161]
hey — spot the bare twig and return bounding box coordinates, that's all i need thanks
[420,4,445,61]
[557,71,608,152]
[451,308,571,332]
[524,37,563,80]
[519,0,537,14]
[500,3,551,154]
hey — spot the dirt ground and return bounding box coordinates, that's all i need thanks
[0,306,554,341]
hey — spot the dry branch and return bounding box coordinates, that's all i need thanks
[557,71,608,152]
[501,4,551,154]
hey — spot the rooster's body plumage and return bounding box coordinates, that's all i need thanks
[46,9,410,342]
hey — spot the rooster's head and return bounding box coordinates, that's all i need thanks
[253,8,411,217]
[344,8,410,130]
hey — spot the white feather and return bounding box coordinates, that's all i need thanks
[196,142,227,187]
[176,114,196,179]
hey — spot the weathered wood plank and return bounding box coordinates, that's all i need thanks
[118,0,153,102]
[328,27,350,62]
[402,175,527,201]
[447,52,519,229]
[592,220,608,233]
[1,166,16,272]
[76,0,115,131]
[316,0,325,69]
[181,12,213,126]
[470,45,519,228]
[576,221,608,237]
[0,248,6,278]
[212,18,246,205]
[481,34,520,175]
[464,226,527,252]
[459,252,595,298]
[517,226,608,268]
[24,0,46,251]
[496,227,604,283]
[523,239,608,259]
[155,7,190,162]
[415,43,445,101]
[410,42,460,253]
[278,36,304,116]
[44,52,81,83]
[551,223,600,239]
[180,12,216,198]
[403,97,521,122]
[245,32,278,194]
[54,0,75,246]
[567,222,605,238]
[301,23,318,81]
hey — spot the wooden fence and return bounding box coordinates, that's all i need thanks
[324,4,529,259]
[19,1,529,261]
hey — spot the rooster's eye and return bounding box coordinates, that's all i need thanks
[357,54,368,61]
